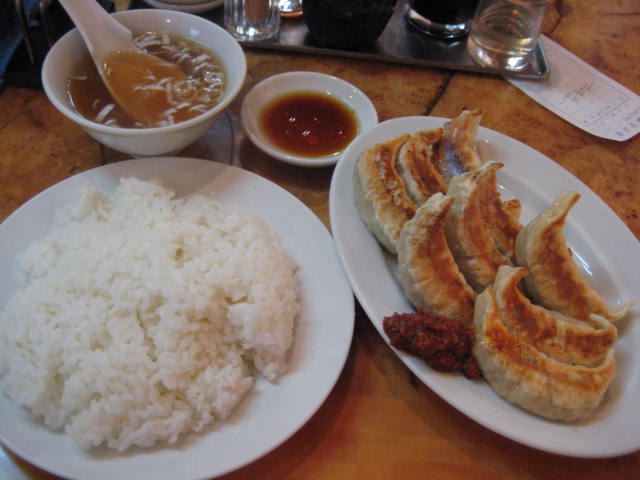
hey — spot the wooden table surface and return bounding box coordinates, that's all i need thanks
[1,0,639,478]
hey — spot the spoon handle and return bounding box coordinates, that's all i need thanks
[57,0,138,64]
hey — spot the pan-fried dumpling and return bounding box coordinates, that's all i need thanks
[515,191,631,322]
[502,198,522,224]
[445,162,513,292]
[434,109,482,183]
[493,265,617,367]
[396,128,446,204]
[473,287,615,421]
[353,134,415,254]
[474,163,523,260]
[397,193,476,325]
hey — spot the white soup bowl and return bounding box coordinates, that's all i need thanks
[42,9,246,157]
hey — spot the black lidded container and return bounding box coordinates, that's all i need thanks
[302,0,397,50]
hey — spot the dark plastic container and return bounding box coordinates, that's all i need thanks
[302,0,397,50]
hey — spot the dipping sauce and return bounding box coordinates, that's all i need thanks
[67,31,226,128]
[259,91,359,158]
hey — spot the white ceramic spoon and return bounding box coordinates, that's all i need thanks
[57,0,186,127]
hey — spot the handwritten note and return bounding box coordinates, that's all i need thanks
[507,36,640,141]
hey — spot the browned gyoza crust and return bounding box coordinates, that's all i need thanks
[353,134,415,254]
[397,193,476,325]
[473,287,615,421]
[473,162,523,260]
[515,191,631,322]
[445,162,514,292]
[434,108,483,182]
[493,265,617,367]
[396,128,446,204]
[353,110,487,255]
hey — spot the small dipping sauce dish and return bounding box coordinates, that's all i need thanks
[241,72,378,167]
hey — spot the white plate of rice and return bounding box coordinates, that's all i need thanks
[0,157,354,480]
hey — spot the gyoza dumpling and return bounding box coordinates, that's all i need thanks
[473,287,615,421]
[515,191,631,322]
[396,128,446,204]
[397,193,476,325]
[445,162,513,292]
[493,265,617,367]
[353,134,415,254]
[474,163,523,260]
[434,109,483,183]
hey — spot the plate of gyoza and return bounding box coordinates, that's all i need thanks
[329,112,640,458]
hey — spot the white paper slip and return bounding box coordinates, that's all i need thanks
[507,35,640,141]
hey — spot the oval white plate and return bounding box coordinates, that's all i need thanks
[241,71,378,168]
[0,158,354,480]
[329,116,640,458]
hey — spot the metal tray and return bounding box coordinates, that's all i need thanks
[131,0,549,79]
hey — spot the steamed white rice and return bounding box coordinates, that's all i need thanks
[0,178,300,451]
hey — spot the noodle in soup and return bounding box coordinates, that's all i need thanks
[67,31,226,128]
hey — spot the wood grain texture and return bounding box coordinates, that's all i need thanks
[1,0,639,478]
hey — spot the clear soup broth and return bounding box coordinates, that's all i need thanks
[67,32,226,128]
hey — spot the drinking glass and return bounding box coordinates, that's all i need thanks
[225,0,281,42]
[405,0,479,39]
[467,0,551,70]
